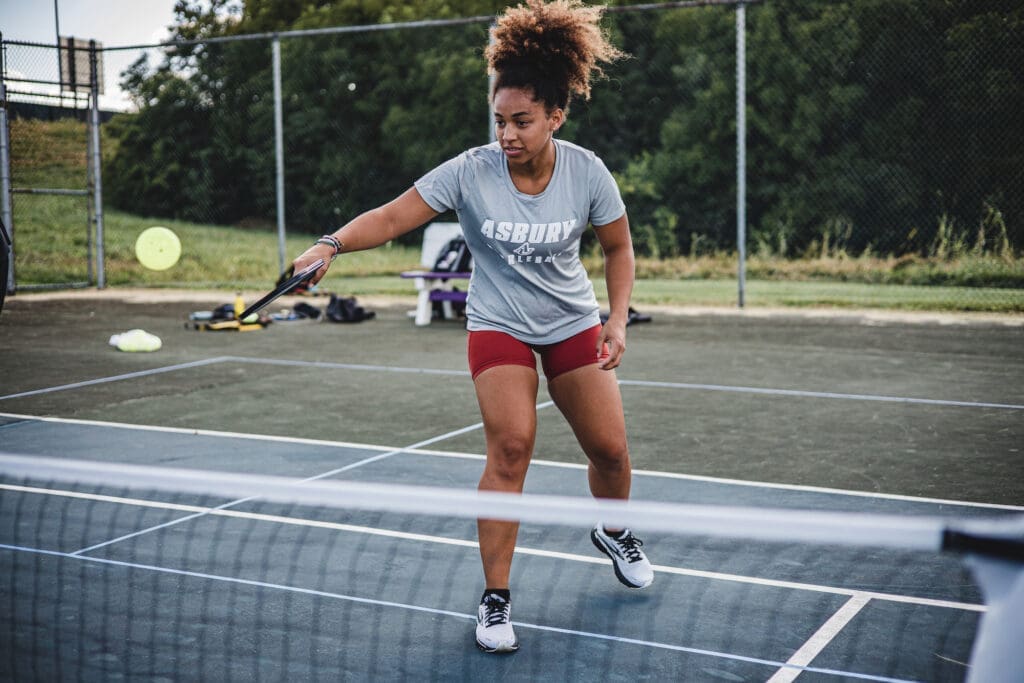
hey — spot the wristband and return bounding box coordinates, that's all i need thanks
[315,234,343,257]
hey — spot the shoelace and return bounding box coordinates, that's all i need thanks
[481,596,511,627]
[613,532,645,563]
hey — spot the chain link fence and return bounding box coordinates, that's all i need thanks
[2,0,1021,310]
[1,39,99,292]
[742,1,1022,270]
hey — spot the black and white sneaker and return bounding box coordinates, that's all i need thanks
[591,525,654,588]
[475,592,519,653]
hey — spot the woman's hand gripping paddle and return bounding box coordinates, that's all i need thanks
[239,259,325,320]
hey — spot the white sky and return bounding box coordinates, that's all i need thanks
[1,0,182,110]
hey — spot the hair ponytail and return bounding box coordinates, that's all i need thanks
[486,0,624,111]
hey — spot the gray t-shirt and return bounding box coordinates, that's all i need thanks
[414,139,626,345]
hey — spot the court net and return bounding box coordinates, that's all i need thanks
[1,454,1021,682]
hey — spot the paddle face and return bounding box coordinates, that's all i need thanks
[239,259,325,320]
[135,227,181,271]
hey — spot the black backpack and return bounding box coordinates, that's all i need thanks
[433,238,472,273]
[326,294,375,323]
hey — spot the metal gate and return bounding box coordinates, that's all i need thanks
[0,35,106,293]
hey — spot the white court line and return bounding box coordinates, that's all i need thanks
[0,357,233,401]
[0,542,915,683]
[0,355,467,404]
[0,411,397,453]
[625,468,1024,512]
[402,448,1024,513]
[618,378,1024,410]
[66,420,486,555]
[766,595,873,683]
[5,350,1014,410]
[65,401,556,556]
[223,355,1023,410]
[0,482,984,613]
[225,355,472,377]
[3,411,1019,513]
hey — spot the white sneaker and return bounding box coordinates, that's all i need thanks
[475,592,519,653]
[591,525,654,588]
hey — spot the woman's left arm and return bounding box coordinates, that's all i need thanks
[594,213,635,370]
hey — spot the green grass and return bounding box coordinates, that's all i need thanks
[611,252,1024,289]
[328,276,1024,312]
[9,118,91,189]
[617,279,1024,313]
[9,200,423,288]
[10,198,1024,312]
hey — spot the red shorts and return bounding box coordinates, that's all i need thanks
[467,325,609,380]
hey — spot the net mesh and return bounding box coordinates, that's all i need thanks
[1,454,1020,682]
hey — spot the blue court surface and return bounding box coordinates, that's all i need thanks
[0,410,1017,682]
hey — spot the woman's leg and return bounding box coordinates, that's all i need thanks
[473,364,540,589]
[548,363,654,588]
[546,363,630,502]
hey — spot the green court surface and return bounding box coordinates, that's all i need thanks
[1,292,1021,504]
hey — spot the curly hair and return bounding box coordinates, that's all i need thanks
[486,0,624,112]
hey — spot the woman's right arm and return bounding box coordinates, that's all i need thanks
[294,187,441,283]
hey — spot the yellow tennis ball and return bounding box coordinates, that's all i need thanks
[135,227,181,271]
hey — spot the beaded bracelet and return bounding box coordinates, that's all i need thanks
[315,234,343,257]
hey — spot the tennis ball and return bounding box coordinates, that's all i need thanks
[135,227,181,271]
[242,313,259,324]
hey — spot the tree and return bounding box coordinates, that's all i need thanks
[104,0,1022,256]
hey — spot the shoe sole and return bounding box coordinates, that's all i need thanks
[475,637,520,654]
[590,529,651,589]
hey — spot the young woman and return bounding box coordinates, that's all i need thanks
[292,0,653,653]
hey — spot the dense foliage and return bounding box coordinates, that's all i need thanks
[104,0,1022,258]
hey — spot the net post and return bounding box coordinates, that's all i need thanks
[88,39,105,289]
[735,1,747,309]
[963,554,1024,683]
[0,34,15,295]
[272,36,287,274]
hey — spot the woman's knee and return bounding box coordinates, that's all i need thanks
[482,432,534,486]
[586,440,631,474]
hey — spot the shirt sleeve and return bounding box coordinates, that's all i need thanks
[588,156,627,227]
[414,153,465,214]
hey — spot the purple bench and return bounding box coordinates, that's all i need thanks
[400,270,471,325]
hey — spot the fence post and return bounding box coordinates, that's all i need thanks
[272,36,287,274]
[735,2,747,308]
[88,40,105,289]
[0,35,15,294]
[488,22,496,143]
